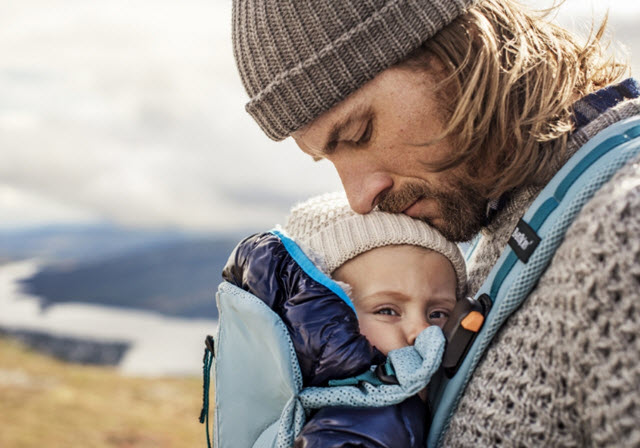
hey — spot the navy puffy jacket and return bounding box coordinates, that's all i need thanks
[222,232,428,447]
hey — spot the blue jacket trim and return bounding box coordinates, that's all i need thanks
[270,229,357,315]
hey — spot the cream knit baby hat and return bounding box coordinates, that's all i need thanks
[284,192,467,299]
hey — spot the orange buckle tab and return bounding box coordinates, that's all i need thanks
[460,311,484,333]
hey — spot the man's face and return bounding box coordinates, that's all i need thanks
[293,64,487,242]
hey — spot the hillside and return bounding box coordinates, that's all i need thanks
[0,337,211,448]
[20,238,241,319]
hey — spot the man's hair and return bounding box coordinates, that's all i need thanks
[407,0,629,199]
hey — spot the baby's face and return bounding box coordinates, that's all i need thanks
[333,245,457,355]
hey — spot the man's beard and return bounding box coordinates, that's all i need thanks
[377,179,487,242]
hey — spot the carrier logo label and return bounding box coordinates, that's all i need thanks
[512,227,533,250]
[508,219,541,263]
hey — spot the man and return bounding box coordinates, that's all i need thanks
[231,0,640,446]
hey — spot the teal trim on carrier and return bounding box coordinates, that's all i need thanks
[428,117,640,447]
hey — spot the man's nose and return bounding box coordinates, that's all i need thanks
[331,155,393,214]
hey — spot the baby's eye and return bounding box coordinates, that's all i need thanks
[375,308,399,316]
[428,310,449,323]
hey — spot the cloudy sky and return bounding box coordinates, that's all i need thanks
[1,0,639,233]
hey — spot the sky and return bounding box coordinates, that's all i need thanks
[1,0,639,234]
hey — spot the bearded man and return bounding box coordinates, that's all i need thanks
[231,0,640,445]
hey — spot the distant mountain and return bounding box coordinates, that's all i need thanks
[19,237,243,320]
[0,224,195,262]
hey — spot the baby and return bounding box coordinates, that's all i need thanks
[222,192,466,447]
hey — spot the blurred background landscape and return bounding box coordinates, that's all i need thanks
[1,0,638,446]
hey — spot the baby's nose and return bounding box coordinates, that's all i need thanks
[406,317,430,346]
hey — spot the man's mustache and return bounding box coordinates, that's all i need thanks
[377,182,432,214]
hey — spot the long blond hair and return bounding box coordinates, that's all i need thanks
[409,0,629,198]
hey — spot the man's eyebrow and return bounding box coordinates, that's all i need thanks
[323,105,372,154]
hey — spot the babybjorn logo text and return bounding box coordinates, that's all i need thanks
[512,227,532,250]
[508,219,541,263]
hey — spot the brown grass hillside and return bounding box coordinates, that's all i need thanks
[0,337,211,447]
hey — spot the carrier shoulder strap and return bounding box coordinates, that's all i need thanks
[428,116,640,447]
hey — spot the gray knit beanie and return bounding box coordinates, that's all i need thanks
[232,0,476,141]
[284,192,467,299]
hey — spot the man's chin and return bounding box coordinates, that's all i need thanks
[424,217,446,232]
[378,179,487,242]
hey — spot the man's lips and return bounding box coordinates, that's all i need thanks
[402,197,425,218]
[402,196,441,224]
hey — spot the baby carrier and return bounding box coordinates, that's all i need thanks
[201,115,640,448]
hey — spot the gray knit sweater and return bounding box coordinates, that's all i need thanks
[443,98,640,447]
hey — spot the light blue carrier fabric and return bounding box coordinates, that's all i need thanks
[214,281,304,448]
[298,325,445,410]
[428,116,640,447]
[213,230,447,448]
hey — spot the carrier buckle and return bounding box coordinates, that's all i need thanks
[441,294,492,378]
[374,360,400,385]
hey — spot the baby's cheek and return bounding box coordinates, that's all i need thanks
[358,317,408,355]
[358,318,389,355]
[357,317,377,344]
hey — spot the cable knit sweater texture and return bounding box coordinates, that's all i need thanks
[443,98,640,447]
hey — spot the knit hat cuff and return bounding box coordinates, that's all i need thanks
[246,0,473,141]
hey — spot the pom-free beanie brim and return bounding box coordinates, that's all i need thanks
[284,192,467,299]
